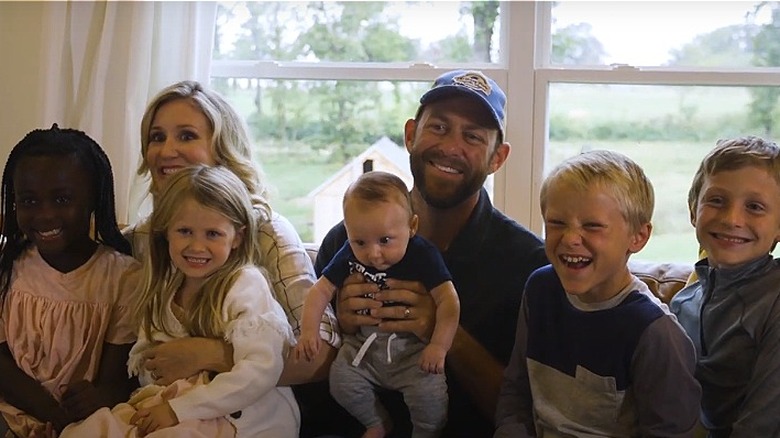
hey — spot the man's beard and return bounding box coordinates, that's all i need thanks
[409,149,487,209]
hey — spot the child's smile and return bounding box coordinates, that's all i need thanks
[693,165,780,269]
[560,254,592,269]
[543,183,649,303]
[167,197,242,285]
[13,154,97,273]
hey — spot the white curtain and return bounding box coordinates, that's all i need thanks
[0,1,217,224]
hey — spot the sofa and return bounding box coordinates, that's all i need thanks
[305,244,693,305]
[627,259,694,304]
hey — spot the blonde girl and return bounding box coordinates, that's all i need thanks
[64,165,299,437]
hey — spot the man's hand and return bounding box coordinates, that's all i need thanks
[143,338,232,385]
[372,278,436,342]
[131,402,179,436]
[336,273,383,334]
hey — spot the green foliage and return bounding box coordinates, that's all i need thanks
[551,23,606,64]
[549,85,751,143]
[433,32,473,62]
[668,3,780,136]
[668,24,756,67]
[748,3,780,135]
[463,1,499,62]
[748,86,780,136]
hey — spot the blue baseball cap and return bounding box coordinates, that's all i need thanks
[419,70,507,140]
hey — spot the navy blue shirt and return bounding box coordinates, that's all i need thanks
[322,235,451,291]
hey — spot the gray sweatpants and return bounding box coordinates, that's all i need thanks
[329,330,448,438]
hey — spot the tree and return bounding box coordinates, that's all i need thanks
[434,31,473,63]
[551,23,606,65]
[748,2,780,136]
[293,2,416,161]
[463,1,499,62]
[666,3,780,136]
[668,24,756,67]
[227,3,312,142]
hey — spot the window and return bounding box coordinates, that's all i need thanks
[211,1,780,263]
[210,1,510,243]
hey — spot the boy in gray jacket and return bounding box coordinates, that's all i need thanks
[672,136,780,438]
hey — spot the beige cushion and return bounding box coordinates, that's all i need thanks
[628,259,693,304]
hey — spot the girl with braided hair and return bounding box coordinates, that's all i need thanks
[0,124,141,436]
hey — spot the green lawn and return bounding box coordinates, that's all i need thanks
[260,154,342,242]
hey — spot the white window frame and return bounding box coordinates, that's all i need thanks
[210,1,780,237]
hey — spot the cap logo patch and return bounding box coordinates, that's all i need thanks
[451,72,492,96]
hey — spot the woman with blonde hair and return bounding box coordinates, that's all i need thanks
[124,80,339,386]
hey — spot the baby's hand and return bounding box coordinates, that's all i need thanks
[418,344,447,374]
[131,402,179,436]
[294,331,321,362]
[29,422,56,438]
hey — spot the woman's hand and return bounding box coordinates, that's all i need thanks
[143,338,233,385]
[372,278,436,342]
[336,273,383,334]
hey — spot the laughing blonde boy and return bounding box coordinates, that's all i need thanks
[495,150,701,438]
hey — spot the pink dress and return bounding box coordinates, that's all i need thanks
[61,372,235,437]
[0,245,141,436]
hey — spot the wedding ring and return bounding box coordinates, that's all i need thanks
[404,307,411,319]
[151,371,159,380]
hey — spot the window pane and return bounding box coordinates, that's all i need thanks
[214,1,502,64]
[211,78,428,243]
[547,83,780,262]
[551,1,778,67]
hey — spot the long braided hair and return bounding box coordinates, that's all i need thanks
[0,124,130,297]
